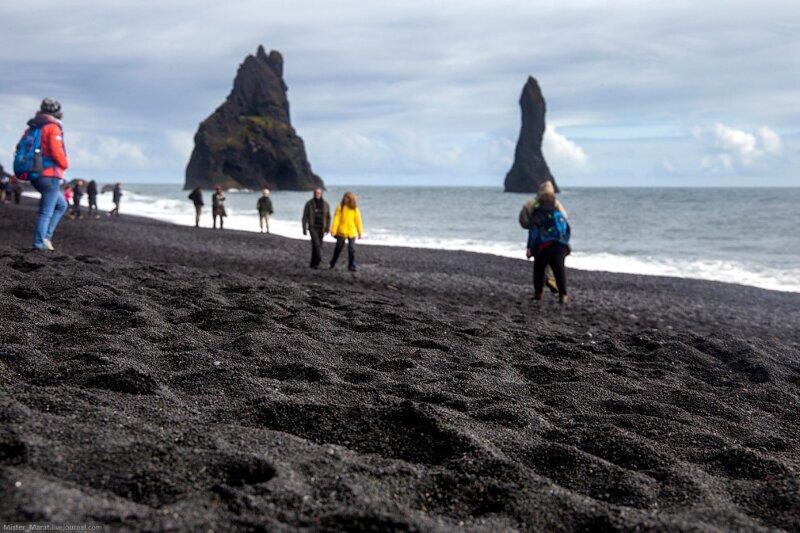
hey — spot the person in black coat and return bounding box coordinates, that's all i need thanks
[302,187,331,269]
[188,187,204,228]
[87,180,98,218]
[109,183,123,217]
[72,180,84,219]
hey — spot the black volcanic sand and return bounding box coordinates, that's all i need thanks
[1,200,799,531]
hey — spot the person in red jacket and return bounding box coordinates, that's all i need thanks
[27,98,69,251]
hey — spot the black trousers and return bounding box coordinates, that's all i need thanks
[330,237,356,269]
[309,228,324,267]
[88,195,97,215]
[533,242,569,296]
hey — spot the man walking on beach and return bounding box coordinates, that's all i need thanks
[188,187,204,227]
[302,187,330,269]
[18,98,69,251]
[109,183,122,217]
[257,188,274,234]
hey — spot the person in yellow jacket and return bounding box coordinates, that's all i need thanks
[329,191,363,271]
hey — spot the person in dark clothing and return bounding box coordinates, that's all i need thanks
[256,189,274,233]
[11,177,23,204]
[72,180,84,219]
[109,183,122,217]
[188,187,204,228]
[527,190,571,304]
[0,165,12,203]
[212,186,226,229]
[87,180,98,217]
[302,187,331,269]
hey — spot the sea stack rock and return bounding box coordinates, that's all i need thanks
[503,76,558,193]
[184,46,324,191]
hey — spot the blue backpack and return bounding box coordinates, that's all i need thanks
[13,124,46,180]
[530,203,571,249]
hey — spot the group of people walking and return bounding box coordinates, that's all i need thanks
[187,185,364,271]
[18,96,570,300]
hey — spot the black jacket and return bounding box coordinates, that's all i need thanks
[189,189,204,207]
[257,196,274,215]
[302,198,330,234]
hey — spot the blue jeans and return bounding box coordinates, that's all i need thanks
[31,177,67,249]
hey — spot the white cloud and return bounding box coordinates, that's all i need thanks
[542,126,589,171]
[166,130,195,161]
[695,123,784,173]
[758,126,783,155]
[712,123,760,165]
[70,133,150,171]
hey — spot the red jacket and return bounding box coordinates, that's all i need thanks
[24,113,69,179]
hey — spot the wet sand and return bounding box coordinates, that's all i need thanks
[1,199,799,531]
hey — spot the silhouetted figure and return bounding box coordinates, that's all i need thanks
[302,187,330,269]
[188,187,204,227]
[72,179,84,219]
[87,180,99,217]
[212,186,226,229]
[109,183,122,217]
[257,188,273,233]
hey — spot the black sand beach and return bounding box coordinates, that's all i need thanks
[1,199,799,531]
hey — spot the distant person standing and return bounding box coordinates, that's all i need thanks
[188,187,204,227]
[109,183,122,217]
[329,191,363,272]
[72,179,84,219]
[256,189,273,234]
[11,177,23,204]
[87,180,99,218]
[63,182,73,218]
[527,188,571,304]
[15,98,69,251]
[212,186,226,229]
[302,187,330,269]
[0,165,12,203]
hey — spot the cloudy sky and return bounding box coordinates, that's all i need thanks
[0,0,797,187]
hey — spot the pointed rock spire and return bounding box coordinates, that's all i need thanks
[503,76,557,193]
[184,46,324,191]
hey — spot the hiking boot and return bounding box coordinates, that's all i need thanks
[532,292,543,301]
[42,239,55,251]
[560,294,569,305]
[545,278,559,293]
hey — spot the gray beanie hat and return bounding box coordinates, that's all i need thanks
[40,98,62,115]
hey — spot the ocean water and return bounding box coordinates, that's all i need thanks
[53,185,800,293]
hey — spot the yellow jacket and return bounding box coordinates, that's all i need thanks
[331,204,363,238]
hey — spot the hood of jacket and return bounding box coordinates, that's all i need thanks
[27,112,62,129]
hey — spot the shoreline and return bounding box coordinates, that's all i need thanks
[18,192,800,295]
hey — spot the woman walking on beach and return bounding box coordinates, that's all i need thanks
[329,191,363,272]
[212,186,227,229]
[520,181,568,294]
[527,188,571,304]
[19,99,69,251]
